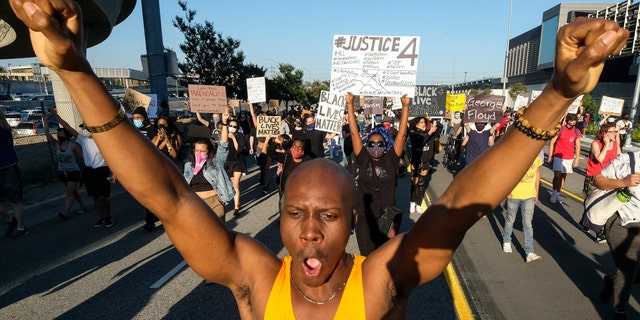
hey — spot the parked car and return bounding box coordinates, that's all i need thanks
[0,95,14,101]
[12,121,58,137]
[4,112,23,127]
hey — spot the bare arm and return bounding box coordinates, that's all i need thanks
[573,136,582,167]
[43,119,58,146]
[364,17,630,297]
[393,95,410,157]
[9,0,279,290]
[195,112,209,127]
[49,107,79,138]
[346,93,363,155]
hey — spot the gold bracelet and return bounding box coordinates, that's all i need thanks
[84,107,126,133]
[513,108,561,141]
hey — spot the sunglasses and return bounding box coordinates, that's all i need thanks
[367,141,386,148]
[229,125,238,128]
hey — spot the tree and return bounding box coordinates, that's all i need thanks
[468,88,479,96]
[173,1,252,98]
[582,93,598,119]
[481,87,493,95]
[270,63,305,106]
[508,82,528,101]
[302,80,330,106]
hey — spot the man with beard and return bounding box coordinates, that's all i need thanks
[548,113,582,204]
[11,1,628,317]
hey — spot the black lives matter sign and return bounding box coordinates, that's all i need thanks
[256,115,281,138]
[410,85,446,117]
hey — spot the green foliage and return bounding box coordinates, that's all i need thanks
[582,93,598,119]
[585,121,599,135]
[173,1,264,98]
[468,88,479,96]
[633,123,640,143]
[270,64,305,105]
[481,87,493,95]
[508,82,528,101]
[301,80,330,106]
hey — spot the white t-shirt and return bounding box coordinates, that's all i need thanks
[600,151,640,226]
[76,134,107,168]
[616,119,632,135]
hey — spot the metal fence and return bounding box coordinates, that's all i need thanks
[3,100,59,186]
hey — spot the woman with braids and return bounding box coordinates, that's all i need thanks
[408,116,440,214]
[346,93,409,255]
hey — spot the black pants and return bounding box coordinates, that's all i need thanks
[605,213,640,314]
[257,153,272,189]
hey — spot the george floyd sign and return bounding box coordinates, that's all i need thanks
[464,94,505,123]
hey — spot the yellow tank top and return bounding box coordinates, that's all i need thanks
[264,255,366,319]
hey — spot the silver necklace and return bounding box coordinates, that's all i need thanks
[289,254,353,305]
[290,276,346,305]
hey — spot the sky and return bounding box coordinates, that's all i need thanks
[1,0,622,84]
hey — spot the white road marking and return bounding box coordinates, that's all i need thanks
[150,260,188,289]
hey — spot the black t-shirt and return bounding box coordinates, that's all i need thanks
[302,129,326,158]
[342,124,353,156]
[355,150,400,219]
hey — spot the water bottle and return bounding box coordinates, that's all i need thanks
[616,188,631,203]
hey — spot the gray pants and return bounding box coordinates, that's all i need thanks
[604,213,640,313]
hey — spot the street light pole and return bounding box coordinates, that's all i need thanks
[502,0,514,96]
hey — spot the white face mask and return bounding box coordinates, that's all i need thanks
[229,127,237,133]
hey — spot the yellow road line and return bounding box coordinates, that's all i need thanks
[423,189,473,319]
[540,179,585,202]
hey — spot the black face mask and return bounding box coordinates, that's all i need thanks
[281,141,291,149]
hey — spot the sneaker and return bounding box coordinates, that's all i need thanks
[58,212,70,221]
[549,193,558,204]
[103,217,114,228]
[10,227,29,239]
[600,275,614,304]
[262,188,268,195]
[526,252,542,263]
[503,243,513,254]
[596,231,607,244]
[5,217,17,237]
[94,218,105,227]
[415,204,424,215]
[76,206,88,214]
[409,202,417,214]
[143,221,155,231]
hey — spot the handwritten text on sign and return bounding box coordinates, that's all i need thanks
[363,96,384,115]
[599,96,625,116]
[256,115,281,138]
[316,91,345,134]
[464,94,505,123]
[411,85,446,117]
[121,88,151,114]
[247,77,266,103]
[330,35,420,97]
[188,84,227,113]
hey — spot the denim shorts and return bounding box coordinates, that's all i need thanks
[0,164,23,202]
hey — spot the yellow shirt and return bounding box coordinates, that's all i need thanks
[510,155,542,199]
[264,255,366,319]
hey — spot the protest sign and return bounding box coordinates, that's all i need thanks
[256,115,281,138]
[146,94,158,118]
[269,100,279,110]
[513,95,529,111]
[464,94,505,123]
[121,88,151,114]
[247,77,266,103]
[188,84,227,113]
[599,96,625,116]
[363,96,384,115]
[228,99,240,108]
[530,90,542,102]
[567,95,583,114]
[315,91,345,134]
[411,85,446,117]
[330,35,420,97]
[446,93,466,112]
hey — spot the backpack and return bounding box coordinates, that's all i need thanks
[581,152,636,232]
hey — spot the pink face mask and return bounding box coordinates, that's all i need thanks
[194,153,208,175]
[290,149,305,159]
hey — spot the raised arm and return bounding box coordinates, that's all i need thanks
[345,93,363,155]
[9,0,278,288]
[195,111,210,127]
[393,94,410,157]
[367,17,630,292]
[49,107,79,138]
[43,118,58,146]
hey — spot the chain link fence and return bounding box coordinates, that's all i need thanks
[3,100,59,186]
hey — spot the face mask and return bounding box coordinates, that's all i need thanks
[195,152,208,164]
[454,114,460,119]
[281,142,291,149]
[157,124,167,130]
[295,121,301,127]
[133,119,144,128]
[374,116,382,122]
[367,146,386,159]
[229,127,238,133]
[306,123,315,131]
[291,149,304,159]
